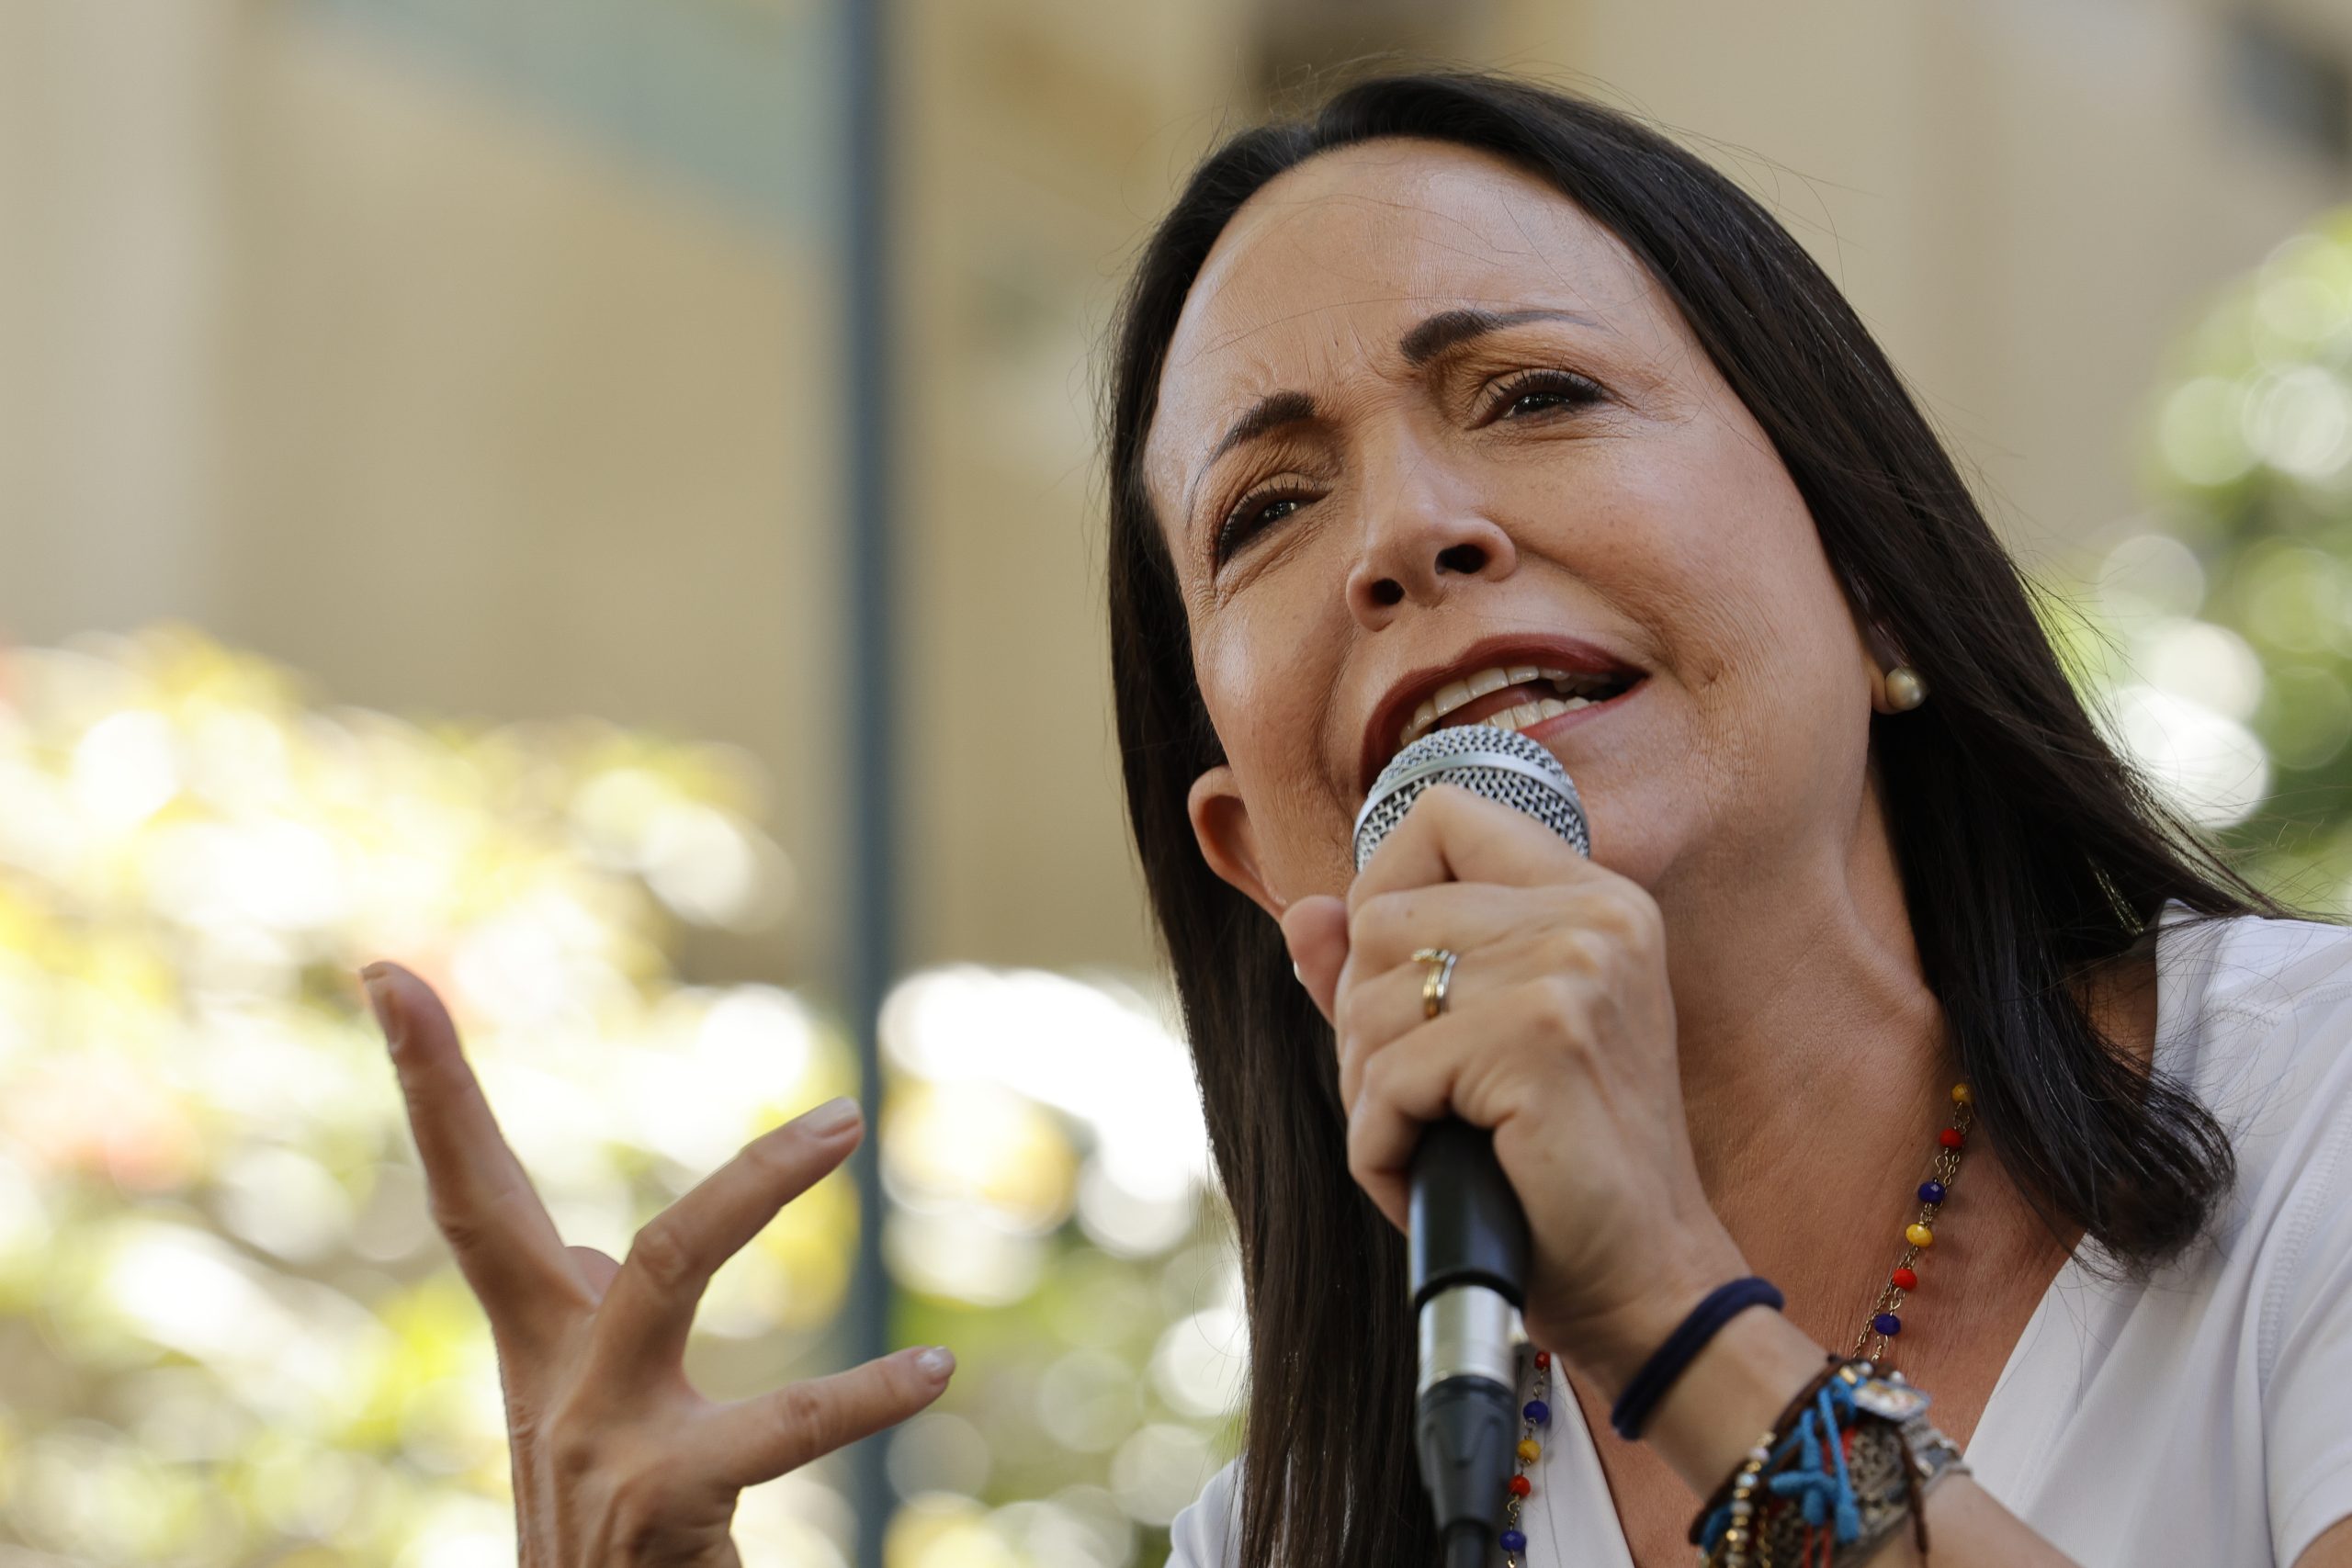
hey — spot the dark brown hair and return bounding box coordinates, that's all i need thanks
[1102,69,2288,1566]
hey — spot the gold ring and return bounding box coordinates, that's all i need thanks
[1412,946,1459,1020]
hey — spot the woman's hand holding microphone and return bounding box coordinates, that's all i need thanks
[1278,784,1821,1488]
[362,962,954,1567]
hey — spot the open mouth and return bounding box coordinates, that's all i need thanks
[1361,649,1645,794]
[1396,662,1639,750]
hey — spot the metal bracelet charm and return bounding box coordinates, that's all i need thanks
[1698,1362,1972,1568]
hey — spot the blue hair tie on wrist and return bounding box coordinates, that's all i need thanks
[1609,1275,1785,1440]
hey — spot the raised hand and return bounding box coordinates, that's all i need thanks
[362,961,951,1566]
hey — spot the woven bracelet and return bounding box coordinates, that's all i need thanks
[1609,1276,1786,1440]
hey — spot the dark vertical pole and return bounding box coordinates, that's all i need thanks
[841,0,897,1558]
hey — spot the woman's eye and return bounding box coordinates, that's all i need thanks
[1492,370,1604,421]
[1216,490,1311,564]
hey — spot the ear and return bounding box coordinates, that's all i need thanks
[1186,764,1287,919]
[1849,604,1897,671]
[1857,616,1912,711]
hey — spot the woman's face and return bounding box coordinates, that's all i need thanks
[1142,137,1891,918]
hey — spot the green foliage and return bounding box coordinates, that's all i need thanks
[2132,209,2352,911]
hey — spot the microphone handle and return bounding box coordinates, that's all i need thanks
[1410,1117,1530,1310]
[1411,1118,1532,1559]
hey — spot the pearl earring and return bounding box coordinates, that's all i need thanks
[1883,665,1928,712]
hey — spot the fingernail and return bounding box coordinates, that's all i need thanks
[1292,960,1304,983]
[913,1345,955,1379]
[800,1095,861,1134]
[358,964,401,1048]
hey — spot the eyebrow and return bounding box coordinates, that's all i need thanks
[1183,305,1603,525]
[1397,305,1600,366]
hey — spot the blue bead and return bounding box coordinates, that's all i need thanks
[1523,1398,1551,1426]
[1499,1529,1528,1553]
[1917,1180,1946,1203]
[1873,1312,1903,1336]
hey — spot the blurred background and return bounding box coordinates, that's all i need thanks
[3,0,2352,1564]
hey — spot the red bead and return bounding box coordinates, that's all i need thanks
[1534,1350,1550,1369]
[1509,1475,1532,1497]
[1891,1267,1918,1291]
[1939,1128,1965,1149]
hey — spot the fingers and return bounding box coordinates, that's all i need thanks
[1279,895,1349,1025]
[567,1245,622,1299]
[1348,783,1596,913]
[1341,880,1558,977]
[1331,951,1470,1116]
[591,1097,866,1379]
[694,1344,956,1491]
[1344,1001,1549,1235]
[1329,890,1590,1103]
[365,962,585,1345]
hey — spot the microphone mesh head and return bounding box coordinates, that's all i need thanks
[1352,725,1589,872]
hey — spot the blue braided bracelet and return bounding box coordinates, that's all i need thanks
[1608,1275,1786,1440]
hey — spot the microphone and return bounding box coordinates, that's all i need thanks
[1351,725,1590,1567]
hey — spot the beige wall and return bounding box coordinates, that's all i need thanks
[2,0,854,984]
[215,13,851,984]
[0,2,229,637]
[3,0,2346,988]
[1476,0,2346,570]
[895,0,1253,973]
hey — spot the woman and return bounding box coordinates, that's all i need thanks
[364,70,2352,1567]
[1104,71,2352,1567]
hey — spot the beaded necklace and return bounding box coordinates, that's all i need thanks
[1495,1082,1975,1565]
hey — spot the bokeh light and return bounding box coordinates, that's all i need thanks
[0,625,848,1565]
[0,625,1240,1567]
[877,964,1241,1568]
[2087,204,2352,907]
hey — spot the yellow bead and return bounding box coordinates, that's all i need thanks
[1906,1222,1936,1248]
[1517,1438,1541,1463]
[1951,1083,1973,1105]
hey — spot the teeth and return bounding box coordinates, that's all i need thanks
[1477,696,1575,733]
[1396,661,1627,749]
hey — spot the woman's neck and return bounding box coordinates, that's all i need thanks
[1661,784,1940,1203]
[1640,788,2159,1360]
[1646,784,2012,1342]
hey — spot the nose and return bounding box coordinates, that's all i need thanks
[1343,436,1518,627]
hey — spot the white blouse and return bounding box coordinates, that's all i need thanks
[1167,901,2352,1565]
